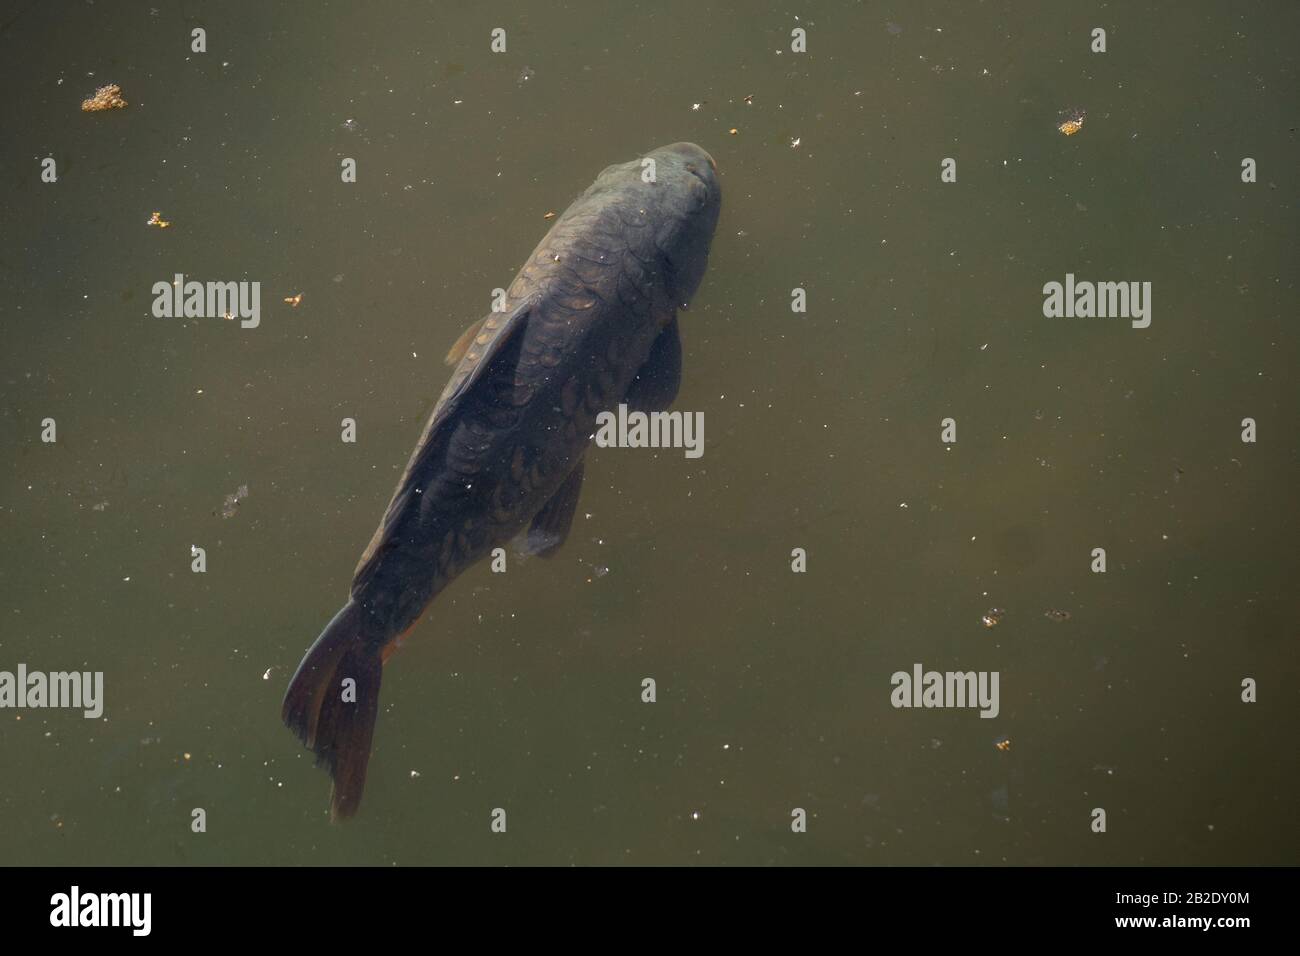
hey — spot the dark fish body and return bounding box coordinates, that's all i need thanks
[283,143,721,818]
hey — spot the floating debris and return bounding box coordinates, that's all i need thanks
[220,484,249,519]
[340,118,358,132]
[283,293,303,307]
[82,84,127,111]
[91,501,109,512]
[543,211,556,220]
[743,93,754,105]
[790,137,801,149]
[146,211,171,229]
[981,607,1006,629]
[1057,108,1086,136]
[729,128,738,135]
[516,66,535,85]
[994,737,1012,752]
[1044,609,1072,623]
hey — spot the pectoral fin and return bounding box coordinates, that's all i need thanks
[522,459,585,558]
[624,317,682,413]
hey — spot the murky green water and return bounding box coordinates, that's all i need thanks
[1,0,1296,865]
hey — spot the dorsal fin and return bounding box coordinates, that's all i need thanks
[352,296,537,589]
[445,315,489,366]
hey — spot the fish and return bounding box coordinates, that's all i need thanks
[282,142,721,819]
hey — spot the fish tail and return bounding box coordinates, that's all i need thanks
[281,599,384,821]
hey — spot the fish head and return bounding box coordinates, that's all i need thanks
[645,142,722,309]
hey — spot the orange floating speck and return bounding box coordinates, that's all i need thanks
[1057,108,1086,136]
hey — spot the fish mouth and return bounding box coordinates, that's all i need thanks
[682,155,718,193]
[661,142,717,184]
[689,146,718,172]
[685,163,711,186]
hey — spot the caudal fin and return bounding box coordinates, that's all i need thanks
[281,600,384,820]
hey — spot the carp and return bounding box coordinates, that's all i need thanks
[282,142,721,818]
